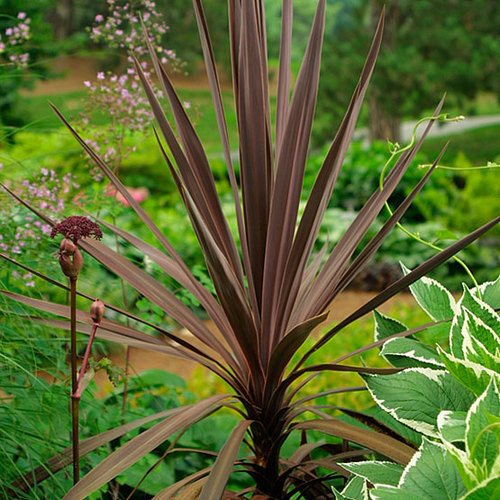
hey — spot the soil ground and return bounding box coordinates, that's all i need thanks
[22,55,233,96]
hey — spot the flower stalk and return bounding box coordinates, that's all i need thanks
[51,216,102,485]
[73,299,105,400]
[69,276,79,483]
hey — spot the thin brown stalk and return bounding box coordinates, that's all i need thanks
[70,276,80,483]
[73,322,99,399]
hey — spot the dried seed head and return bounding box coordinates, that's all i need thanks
[51,216,102,244]
[90,298,105,323]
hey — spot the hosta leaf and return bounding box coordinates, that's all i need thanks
[364,368,475,437]
[380,337,444,369]
[461,476,500,500]
[374,309,407,342]
[398,439,466,499]
[462,309,500,360]
[459,286,500,338]
[466,378,500,481]
[473,275,500,309]
[401,263,457,321]
[341,475,368,500]
[332,486,349,500]
[365,405,423,447]
[438,347,500,396]
[437,410,467,442]
[370,485,424,499]
[450,310,467,359]
[341,461,403,487]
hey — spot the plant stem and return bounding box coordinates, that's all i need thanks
[70,276,80,483]
[379,114,481,297]
[73,322,99,399]
[122,345,131,422]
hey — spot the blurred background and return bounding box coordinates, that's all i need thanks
[1,0,499,290]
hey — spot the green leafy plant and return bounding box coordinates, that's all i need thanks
[338,273,500,499]
[1,1,499,498]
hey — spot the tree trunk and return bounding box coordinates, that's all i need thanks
[52,0,74,40]
[368,0,402,143]
[368,92,401,143]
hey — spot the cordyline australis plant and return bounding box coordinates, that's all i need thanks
[2,0,500,498]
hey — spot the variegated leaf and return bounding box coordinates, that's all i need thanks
[341,460,403,487]
[438,346,500,396]
[341,475,368,500]
[473,275,500,309]
[402,439,465,498]
[459,286,500,338]
[373,309,407,342]
[364,368,475,437]
[460,476,500,499]
[465,378,500,482]
[380,337,444,369]
[402,263,457,321]
[437,410,467,442]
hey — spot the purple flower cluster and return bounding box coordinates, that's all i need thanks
[0,169,78,259]
[0,12,31,68]
[51,216,102,243]
[80,0,182,179]
[89,0,176,66]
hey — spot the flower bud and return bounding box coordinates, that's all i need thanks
[58,246,83,278]
[90,298,105,323]
[60,238,76,255]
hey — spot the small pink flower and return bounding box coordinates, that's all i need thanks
[18,12,26,20]
[105,186,149,207]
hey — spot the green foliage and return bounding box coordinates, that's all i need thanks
[421,124,500,166]
[0,1,57,129]
[306,140,449,222]
[342,273,500,498]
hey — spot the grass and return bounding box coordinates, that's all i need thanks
[15,87,500,166]
[12,88,240,158]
